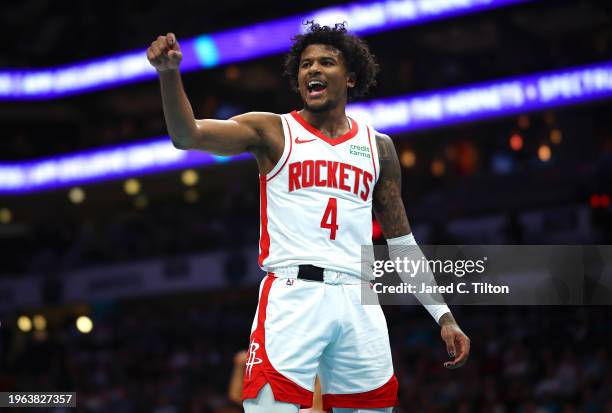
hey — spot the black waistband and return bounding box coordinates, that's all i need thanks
[297,265,325,282]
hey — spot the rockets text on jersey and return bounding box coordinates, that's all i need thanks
[258,111,380,277]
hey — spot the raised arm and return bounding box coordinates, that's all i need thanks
[147,33,281,159]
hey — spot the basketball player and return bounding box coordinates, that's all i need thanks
[147,22,470,413]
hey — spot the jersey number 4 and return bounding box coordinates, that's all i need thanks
[320,197,339,240]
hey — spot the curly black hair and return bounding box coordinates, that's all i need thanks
[284,21,379,101]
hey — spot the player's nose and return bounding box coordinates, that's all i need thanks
[308,62,322,75]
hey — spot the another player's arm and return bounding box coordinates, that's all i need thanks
[373,133,470,369]
[227,350,247,404]
[147,33,277,156]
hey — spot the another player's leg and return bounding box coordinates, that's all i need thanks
[243,384,300,413]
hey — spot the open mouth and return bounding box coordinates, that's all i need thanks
[307,80,327,98]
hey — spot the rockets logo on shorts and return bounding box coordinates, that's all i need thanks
[246,339,263,379]
[258,111,380,277]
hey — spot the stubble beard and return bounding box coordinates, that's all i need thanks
[303,97,337,114]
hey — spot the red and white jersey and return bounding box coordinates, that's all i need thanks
[258,111,380,277]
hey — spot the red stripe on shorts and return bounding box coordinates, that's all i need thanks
[242,274,314,408]
[322,375,398,410]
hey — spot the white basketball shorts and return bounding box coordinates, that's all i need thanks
[242,273,398,410]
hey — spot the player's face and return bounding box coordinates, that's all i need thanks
[298,44,356,113]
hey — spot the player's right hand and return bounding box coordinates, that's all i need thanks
[147,33,182,72]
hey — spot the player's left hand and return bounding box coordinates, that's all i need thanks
[440,322,470,369]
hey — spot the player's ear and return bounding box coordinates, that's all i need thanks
[347,72,356,89]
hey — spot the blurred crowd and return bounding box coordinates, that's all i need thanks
[1,297,611,413]
[2,103,611,277]
[1,190,259,276]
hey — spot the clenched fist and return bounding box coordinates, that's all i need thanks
[147,33,182,72]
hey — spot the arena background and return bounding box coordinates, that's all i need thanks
[1,0,611,411]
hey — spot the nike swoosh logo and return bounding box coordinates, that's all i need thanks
[295,137,316,144]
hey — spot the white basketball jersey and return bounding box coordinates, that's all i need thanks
[258,111,380,277]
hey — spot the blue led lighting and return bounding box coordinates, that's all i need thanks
[1,61,610,195]
[0,0,532,100]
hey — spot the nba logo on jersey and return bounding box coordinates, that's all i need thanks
[258,111,380,278]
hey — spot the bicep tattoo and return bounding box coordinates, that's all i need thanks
[373,134,411,239]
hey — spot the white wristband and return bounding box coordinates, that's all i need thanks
[387,233,451,324]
